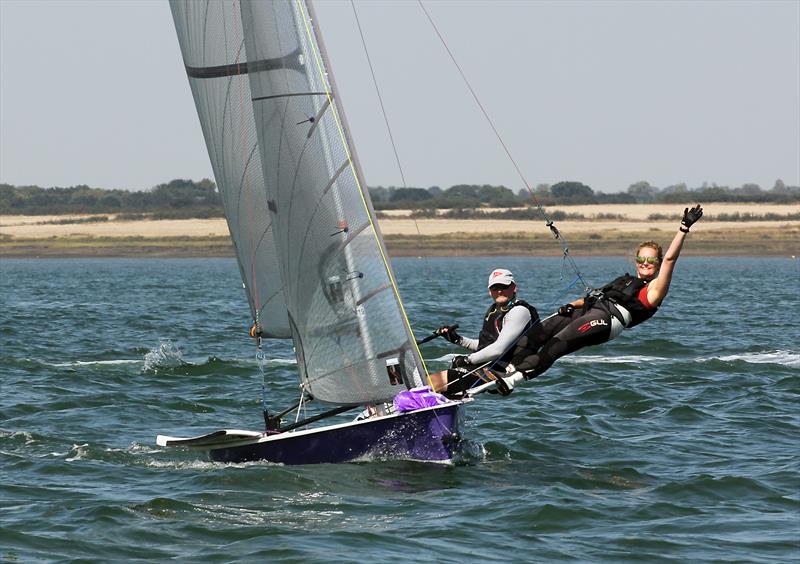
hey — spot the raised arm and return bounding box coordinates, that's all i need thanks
[647,205,703,306]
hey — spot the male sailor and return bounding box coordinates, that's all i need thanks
[429,268,539,397]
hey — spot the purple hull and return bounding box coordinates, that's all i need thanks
[209,401,465,465]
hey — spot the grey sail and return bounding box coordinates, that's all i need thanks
[170,0,290,339]
[170,0,426,405]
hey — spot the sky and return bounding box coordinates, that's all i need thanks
[1,0,798,194]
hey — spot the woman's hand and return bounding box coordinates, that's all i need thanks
[681,205,703,231]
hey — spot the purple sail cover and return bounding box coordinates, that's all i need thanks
[393,386,449,412]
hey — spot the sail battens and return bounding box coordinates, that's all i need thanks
[322,161,349,196]
[337,221,370,249]
[306,97,332,139]
[355,283,391,307]
[252,91,329,102]
[185,47,304,79]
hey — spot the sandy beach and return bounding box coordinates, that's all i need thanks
[2,203,798,257]
[3,203,799,238]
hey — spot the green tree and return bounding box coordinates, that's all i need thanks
[389,188,432,203]
[551,181,595,204]
[627,180,657,203]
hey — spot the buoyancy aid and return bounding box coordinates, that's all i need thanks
[477,298,539,362]
[594,273,658,328]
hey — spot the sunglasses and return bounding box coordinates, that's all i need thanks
[635,256,660,265]
[489,283,512,291]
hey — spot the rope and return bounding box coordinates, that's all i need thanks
[350,1,407,189]
[416,0,591,292]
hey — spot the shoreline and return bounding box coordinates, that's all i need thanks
[1,229,797,258]
[2,206,798,258]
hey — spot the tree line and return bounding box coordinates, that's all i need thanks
[1,178,797,216]
[370,179,800,208]
[0,179,221,218]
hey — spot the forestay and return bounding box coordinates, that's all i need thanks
[170,0,425,405]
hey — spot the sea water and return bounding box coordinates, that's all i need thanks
[1,256,798,562]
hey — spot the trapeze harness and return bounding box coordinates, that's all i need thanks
[445,298,539,395]
[509,274,658,379]
[592,273,659,339]
[476,298,539,364]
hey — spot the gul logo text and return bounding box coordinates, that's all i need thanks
[578,319,608,333]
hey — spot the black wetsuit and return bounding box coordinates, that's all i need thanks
[445,299,539,395]
[511,275,658,379]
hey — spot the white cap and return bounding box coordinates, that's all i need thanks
[487,268,515,288]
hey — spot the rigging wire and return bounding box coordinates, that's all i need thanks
[416,0,591,291]
[350,1,407,189]
[349,1,437,283]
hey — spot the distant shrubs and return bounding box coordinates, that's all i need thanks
[38,216,110,225]
[1,179,224,217]
[647,213,679,221]
[648,212,800,221]
[393,208,628,221]
[115,213,149,221]
[713,212,800,221]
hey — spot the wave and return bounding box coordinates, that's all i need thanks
[50,359,142,368]
[143,458,283,470]
[427,353,670,365]
[710,350,800,367]
[561,354,668,364]
[143,341,186,372]
[0,429,37,444]
[426,351,799,368]
[65,443,91,462]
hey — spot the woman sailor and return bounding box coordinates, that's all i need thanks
[511,205,703,380]
[430,268,539,396]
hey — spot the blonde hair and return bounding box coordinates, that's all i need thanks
[637,240,663,262]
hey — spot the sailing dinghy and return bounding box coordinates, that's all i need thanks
[157,0,469,464]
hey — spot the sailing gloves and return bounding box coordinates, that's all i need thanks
[558,304,575,316]
[451,355,471,369]
[680,204,703,232]
[436,324,462,344]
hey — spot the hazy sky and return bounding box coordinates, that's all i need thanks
[1,0,798,193]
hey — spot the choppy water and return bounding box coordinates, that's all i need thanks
[1,256,798,562]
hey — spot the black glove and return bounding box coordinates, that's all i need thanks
[436,324,461,344]
[681,204,703,231]
[451,355,470,369]
[558,303,575,316]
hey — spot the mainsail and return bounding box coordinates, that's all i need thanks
[170,0,426,404]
